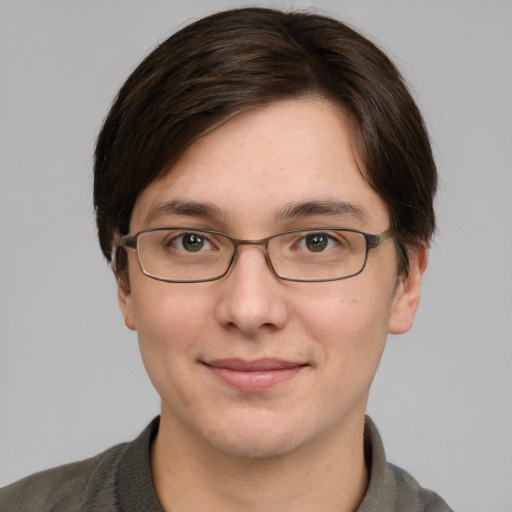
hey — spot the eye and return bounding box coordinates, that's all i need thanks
[182,233,205,252]
[298,232,336,252]
[167,232,214,252]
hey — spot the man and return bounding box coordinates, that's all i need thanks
[0,7,452,511]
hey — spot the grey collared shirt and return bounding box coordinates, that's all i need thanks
[0,416,452,511]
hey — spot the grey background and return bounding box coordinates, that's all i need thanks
[1,1,511,510]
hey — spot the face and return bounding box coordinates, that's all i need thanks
[118,98,425,459]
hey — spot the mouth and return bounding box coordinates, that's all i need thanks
[202,358,307,392]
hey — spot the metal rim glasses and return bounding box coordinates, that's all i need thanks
[120,227,394,283]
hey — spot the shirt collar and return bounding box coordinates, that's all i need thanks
[116,415,409,512]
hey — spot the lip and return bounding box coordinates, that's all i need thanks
[203,358,306,392]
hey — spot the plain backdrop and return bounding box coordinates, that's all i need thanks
[1,1,511,510]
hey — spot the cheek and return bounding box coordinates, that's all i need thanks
[288,287,391,428]
[296,284,392,373]
[130,284,213,383]
[132,280,212,335]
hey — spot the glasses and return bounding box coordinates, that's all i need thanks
[120,227,393,283]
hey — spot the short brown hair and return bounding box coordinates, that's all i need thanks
[94,7,436,276]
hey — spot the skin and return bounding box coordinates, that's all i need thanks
[118,98,427,512]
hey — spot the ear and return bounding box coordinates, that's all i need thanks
[388,244,428,334]
[117,276,136,331]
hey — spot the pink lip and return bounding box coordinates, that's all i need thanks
[203,358,306,391]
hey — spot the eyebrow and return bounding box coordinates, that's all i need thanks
[274,199,369,223]
[144,200,225,226]
[143,198,369,227]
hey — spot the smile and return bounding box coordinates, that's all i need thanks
[202,358,307,392]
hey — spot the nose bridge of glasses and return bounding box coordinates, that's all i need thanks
[229,237,275,273]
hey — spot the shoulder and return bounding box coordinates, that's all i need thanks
[387,463,453,512]
[0,442,127,512]
[360,417,453,512]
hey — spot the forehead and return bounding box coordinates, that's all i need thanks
[130,98,389,233]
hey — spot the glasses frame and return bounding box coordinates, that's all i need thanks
[120,227,394,283]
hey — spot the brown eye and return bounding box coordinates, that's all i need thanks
[305,233,329,252]
[181,233,205,252]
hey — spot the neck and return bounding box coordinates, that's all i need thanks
[151,411,369,512]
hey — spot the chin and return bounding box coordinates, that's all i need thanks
[197,408,317,461]
[206,428,305,461]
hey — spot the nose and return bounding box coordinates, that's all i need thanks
[214,245,289,336]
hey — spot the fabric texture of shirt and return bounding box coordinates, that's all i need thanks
[0,417,453,511]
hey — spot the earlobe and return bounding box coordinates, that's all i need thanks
[388,244,428,335]
[117,276,136,331]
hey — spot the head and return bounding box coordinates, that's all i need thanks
[94,7,436,283]
[92,7,436,460]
